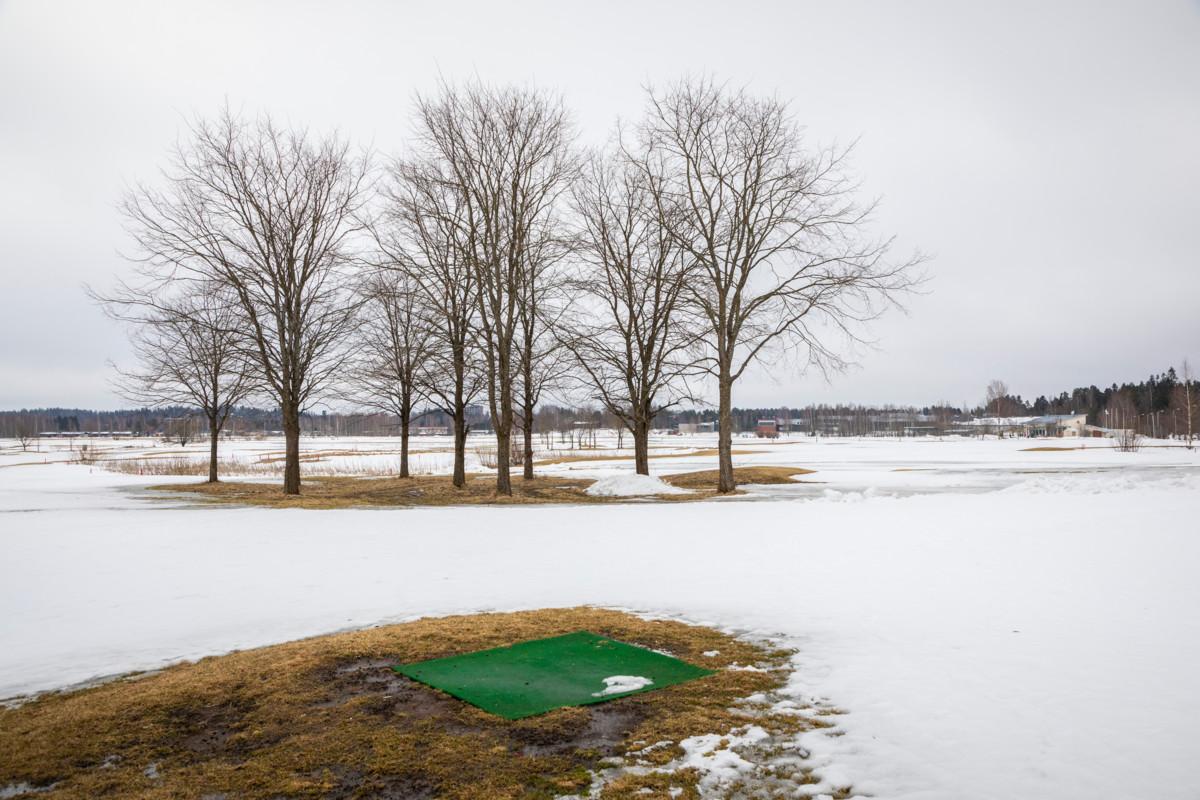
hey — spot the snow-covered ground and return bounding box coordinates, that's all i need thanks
[2,434,1199,799]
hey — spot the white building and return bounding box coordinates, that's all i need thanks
[967,413,1089,437]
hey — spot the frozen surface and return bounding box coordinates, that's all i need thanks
[2,434,1200,799]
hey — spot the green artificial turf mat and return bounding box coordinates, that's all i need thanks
[392,630,714,719]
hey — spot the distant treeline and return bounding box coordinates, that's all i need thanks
[2,367,1195,439]
[984,366,1197,434]
[0,402,929,438]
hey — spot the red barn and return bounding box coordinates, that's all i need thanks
[755,419,779,438]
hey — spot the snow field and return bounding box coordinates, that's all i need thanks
[2,435,1199,798]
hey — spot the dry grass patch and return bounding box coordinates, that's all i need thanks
[663,465,816,491]
[152,469,814,509]
[0,608,832,800]
[1020,446,1082,452]
[152,474,623,509]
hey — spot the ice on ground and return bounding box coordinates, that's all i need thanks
[592,675,654,696]
[585,473,689,496]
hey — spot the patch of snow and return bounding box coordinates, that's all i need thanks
[585,473,690,496]
[678,724,771,792]
[702,649,720,657]
[0,784,54,799]
[592,675,653,697]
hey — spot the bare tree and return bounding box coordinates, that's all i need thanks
[13,421,37,452]
[352,271,435,477]
[642,79,922,492]
[412,82,575,495]
[1173,359,1195,449]
[374,156,484,488]
[985,379,1014,418]
[567,148,698,474]
[1105,388,1138,438]
[121,109,370,494]
[92,288,257,482]
[514,261,573,479]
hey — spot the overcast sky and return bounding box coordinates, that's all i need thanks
[1,0,1197,411]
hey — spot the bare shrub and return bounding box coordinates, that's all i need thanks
[75,444,98,465]
[1112,428,1142,452]
[474,448,498,470]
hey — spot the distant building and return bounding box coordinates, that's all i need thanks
[414,425,450,436]
[967,413,1088,437]
[755,419,779,438]
[1027,414,1088,437]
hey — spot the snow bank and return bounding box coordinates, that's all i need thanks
[585,473,689,496]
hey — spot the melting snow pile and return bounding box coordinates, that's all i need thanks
[592,675,654,697]
[585,473,690,497]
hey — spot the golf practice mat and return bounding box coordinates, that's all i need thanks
[392,630,714,719]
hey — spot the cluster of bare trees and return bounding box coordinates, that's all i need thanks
[96,79,919,495]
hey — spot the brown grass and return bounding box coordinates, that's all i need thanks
[0,608,836,799]
[151,474,709,510]
[1020,446,1081,452]
[662,465,816,491]
[150,467,820,510]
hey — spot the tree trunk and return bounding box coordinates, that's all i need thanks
[399,410,410,479]
[1187,381,1194,449]
[494,357,514,496]
[282,404,301,495]
[452,410,468,489]
[717,372,735,493]
[522,405,534,480]
[633,418,650,476]
[495,429,512,495]
[207,415,219,483]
